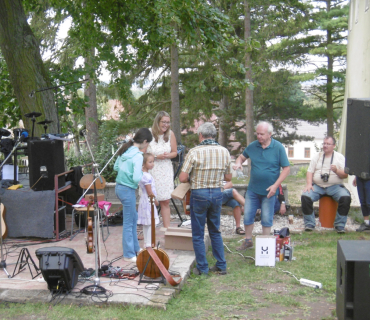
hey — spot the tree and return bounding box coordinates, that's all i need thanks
[0,0,58,135]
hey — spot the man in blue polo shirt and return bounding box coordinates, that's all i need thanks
[233,121,290,250]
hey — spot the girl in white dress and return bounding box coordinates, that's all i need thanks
[147,111,178,228]
[138,153,159,248]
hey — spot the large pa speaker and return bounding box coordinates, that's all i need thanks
[35,246,84,292]
[336,240,370,320]
[28,140,65,191]
[345,98,370,178]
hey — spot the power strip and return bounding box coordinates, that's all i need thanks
[299,278,322,289]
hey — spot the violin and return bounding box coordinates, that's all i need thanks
[86,203,94,253]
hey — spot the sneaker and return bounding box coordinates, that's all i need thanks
[356,222,370,232]
[209,266,227,275]
[335,226,345,234]
[236,238,253,251]
[192,267,208,276]
[304,226,315,232]
[123,256,137,263]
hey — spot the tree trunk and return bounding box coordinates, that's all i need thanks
[84,47,98,148]
[244,0,254,146]
[0,0,58,136]
[218,95,228,147]
[171,42,181,144]
[326,0,334,137]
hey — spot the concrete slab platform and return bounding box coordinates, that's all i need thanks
[0,209,201,309]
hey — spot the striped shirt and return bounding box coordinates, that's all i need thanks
[181,144,232,189]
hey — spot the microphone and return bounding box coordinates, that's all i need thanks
[20,131,29,142]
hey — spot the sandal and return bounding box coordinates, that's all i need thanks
[236,227,245,235]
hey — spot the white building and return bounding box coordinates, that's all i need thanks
[283,121,328,164]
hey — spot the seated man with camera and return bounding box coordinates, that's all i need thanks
[301,136,351,233]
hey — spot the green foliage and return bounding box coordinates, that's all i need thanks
[65,121,120,182]
[0,55,21,128]
[296,166,308,178]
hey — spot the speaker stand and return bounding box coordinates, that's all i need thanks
[12,248,41,279]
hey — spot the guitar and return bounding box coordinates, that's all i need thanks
[1,203,6,239]
[137,195,181,285]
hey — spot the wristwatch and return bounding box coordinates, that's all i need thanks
[281,201,286,205]
[155,155,157,159]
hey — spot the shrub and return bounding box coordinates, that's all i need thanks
[296,166,308,178]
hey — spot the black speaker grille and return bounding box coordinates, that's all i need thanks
[28,140,65,191]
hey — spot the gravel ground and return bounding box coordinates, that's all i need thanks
[172,214,361,237]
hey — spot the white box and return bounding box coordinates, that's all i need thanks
[255,235,276,267]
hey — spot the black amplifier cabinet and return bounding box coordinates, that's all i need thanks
[35,247,84,292]
[28,140,65,191]
[345,98,370,178]
[337,240,370,320]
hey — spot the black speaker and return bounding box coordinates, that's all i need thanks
[28,140,65,191]
[35,246,84,292]
[345,98,370,178]
[337,240,370,320]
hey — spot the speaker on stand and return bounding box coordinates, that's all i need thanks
[345,98,370,177]
[28,139,65,191]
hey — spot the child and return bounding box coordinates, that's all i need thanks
[138,153,160,248]
[114,128,152,263]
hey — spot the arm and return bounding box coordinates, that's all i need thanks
[232,154,247,171]
[179,172,189,183]
[224,173,232,182]
[303,171,314,193]
[266,166,290,198]
[132,156,144,184]
[224,181,233,190]
[145,184,159,206]
[330,165,348,179]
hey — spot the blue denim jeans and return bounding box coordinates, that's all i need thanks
[222,188,240,209]
[302,184,350,228]
[356,177,370,217]
[244,190,276,227]
[115,184,140,258]
[190,188,226,274]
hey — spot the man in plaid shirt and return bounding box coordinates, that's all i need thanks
[179,122,232,276]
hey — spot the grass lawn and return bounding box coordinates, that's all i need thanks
[1,232,370,320]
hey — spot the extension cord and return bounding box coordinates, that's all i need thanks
[299,278,322,289]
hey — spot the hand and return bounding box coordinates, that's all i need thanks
[353,178,357,187]
[330,165,338,173]
[233,163,242,171]
[280,203,286,215]
[163,152,169,159]
[155,200,159,206]
[303,184,314,193]
[266,185,277,198]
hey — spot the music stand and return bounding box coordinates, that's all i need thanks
[158,144,188,227]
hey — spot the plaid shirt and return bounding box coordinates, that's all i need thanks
[181,144,231,189]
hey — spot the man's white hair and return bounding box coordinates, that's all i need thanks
[256,121,273,134]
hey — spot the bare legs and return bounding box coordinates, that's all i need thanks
[160,199,171,228]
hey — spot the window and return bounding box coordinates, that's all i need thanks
[288,147,294,158]
[304,148,311,158]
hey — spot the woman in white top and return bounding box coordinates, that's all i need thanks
[147,111,178,228]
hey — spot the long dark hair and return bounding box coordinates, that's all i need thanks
[118,128,152,156]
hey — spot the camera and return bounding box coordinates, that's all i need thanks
[321,173,329,182]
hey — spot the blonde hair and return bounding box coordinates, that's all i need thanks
[143,153,154,166]
[151,111,171,143]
